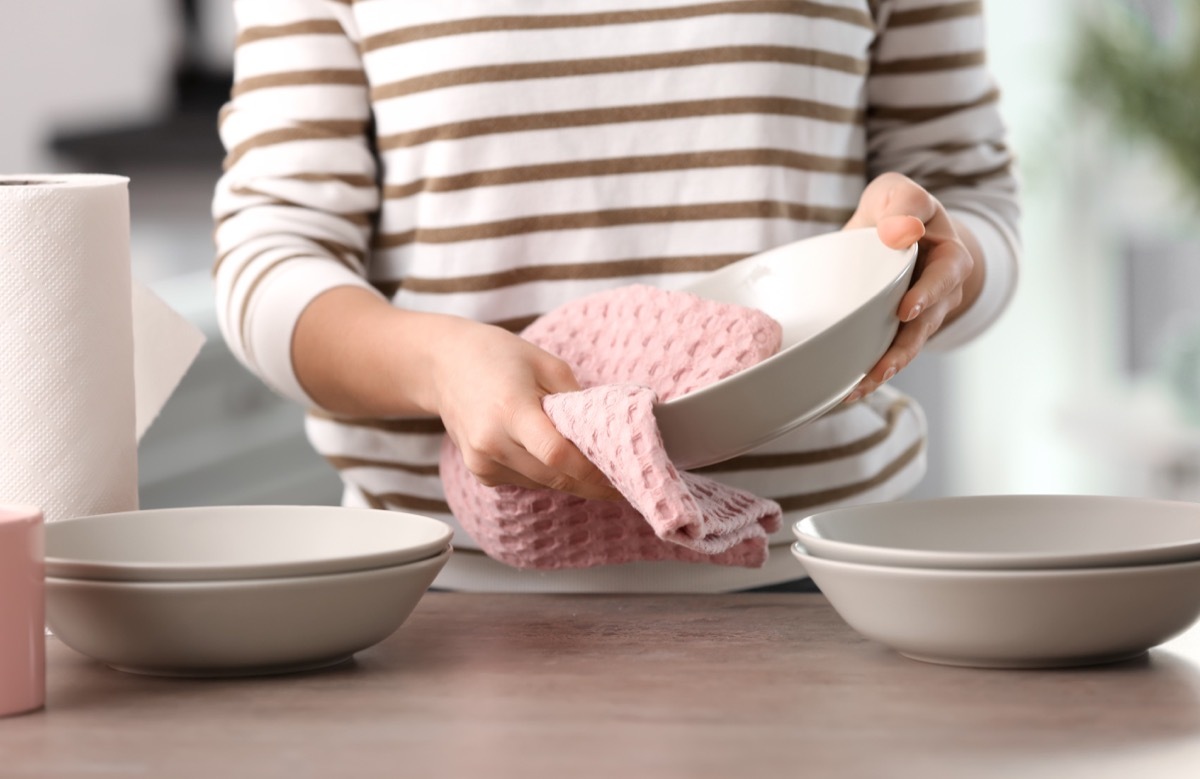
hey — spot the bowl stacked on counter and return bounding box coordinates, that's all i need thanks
[792,495,1200,668]
[45,506,452,677]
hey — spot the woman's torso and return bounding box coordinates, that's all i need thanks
[309,0,926,590]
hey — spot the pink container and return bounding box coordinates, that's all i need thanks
[0,505,44,717]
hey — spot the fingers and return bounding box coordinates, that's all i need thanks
[464,460,555,493]
[457,396,621,501]
[845,297,952,403]
[466,441,615,499]
[898,230,973,324]
[839,174,978,405]
[460,431,620,500]
[437,325,620,500]
[522,356,620,499]
[510,403,622,500]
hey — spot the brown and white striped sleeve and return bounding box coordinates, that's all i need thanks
[868,0,1020,349]
[212,0,380,407]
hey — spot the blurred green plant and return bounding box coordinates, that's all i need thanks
[1070,0,1200,198]
[1073,2,1200,417]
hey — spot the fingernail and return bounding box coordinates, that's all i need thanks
[845,390,862,404]
[904,304,923,322]
[882,366,897,383]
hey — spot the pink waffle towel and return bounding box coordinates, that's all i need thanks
[440,284,784,569]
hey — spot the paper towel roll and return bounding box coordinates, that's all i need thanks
[0,174,203,522]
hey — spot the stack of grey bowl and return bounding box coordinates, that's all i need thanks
[792,494,1200,668]
[44,505,452,677]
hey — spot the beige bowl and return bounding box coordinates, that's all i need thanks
[655,228,917,469]
[45,505,452,582]
[795,495,1200,570]
[793,543,1200,668]
[46,548,450,677]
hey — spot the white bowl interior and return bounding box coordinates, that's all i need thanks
[46,505,452,580]
[652,230,916,469]
[678,227,915,354]
[796,495,1200,564]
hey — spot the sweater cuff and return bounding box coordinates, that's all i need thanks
[926,209,1020,351]
[245,257,381,409]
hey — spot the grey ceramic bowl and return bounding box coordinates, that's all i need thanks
[655,228,917,469]
[793,543,1200,669]
[45,505,452,582]
[47,548,451,677]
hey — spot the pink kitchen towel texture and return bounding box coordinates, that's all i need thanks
[440,284,785,569]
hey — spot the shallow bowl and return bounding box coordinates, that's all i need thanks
[655,228,916,469]
[793,543,1200,668]
[794,495,1200,570]
[46,548,450,677]
[45,505,452,582]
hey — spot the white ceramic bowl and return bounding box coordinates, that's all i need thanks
[654,228,916,469]
[795,495,1200,570]
[45,505,452,581]
[793,543,1200,668]
[46,548,451,677]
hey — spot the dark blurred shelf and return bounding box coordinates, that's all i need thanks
[50,69,231,172]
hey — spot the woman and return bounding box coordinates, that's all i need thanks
[213,0,1019,592]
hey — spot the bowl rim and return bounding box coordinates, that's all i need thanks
[792,494,1200,570]
[791,540,1200,580]
[46,546,453,589]
[44,505,453,582]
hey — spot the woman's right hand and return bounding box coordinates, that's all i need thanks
[292,287,618,501]
[428,319,620,501]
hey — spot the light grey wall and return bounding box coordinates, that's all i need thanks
[0,1,179,174]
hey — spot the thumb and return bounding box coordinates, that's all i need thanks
[876,214,926,250]
[844,174,933,248]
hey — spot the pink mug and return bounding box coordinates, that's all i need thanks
[0,505,44,717]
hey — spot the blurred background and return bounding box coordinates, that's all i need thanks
[3,0,1198,509]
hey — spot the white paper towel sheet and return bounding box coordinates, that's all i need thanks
[0,174,204,522]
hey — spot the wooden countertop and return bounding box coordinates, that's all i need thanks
[4,593,1200,778]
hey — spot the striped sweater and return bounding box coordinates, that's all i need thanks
[213,0,1019,592]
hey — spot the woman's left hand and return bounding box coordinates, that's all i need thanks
[841,172,980,402]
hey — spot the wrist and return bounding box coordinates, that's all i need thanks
[293,286,454,417]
